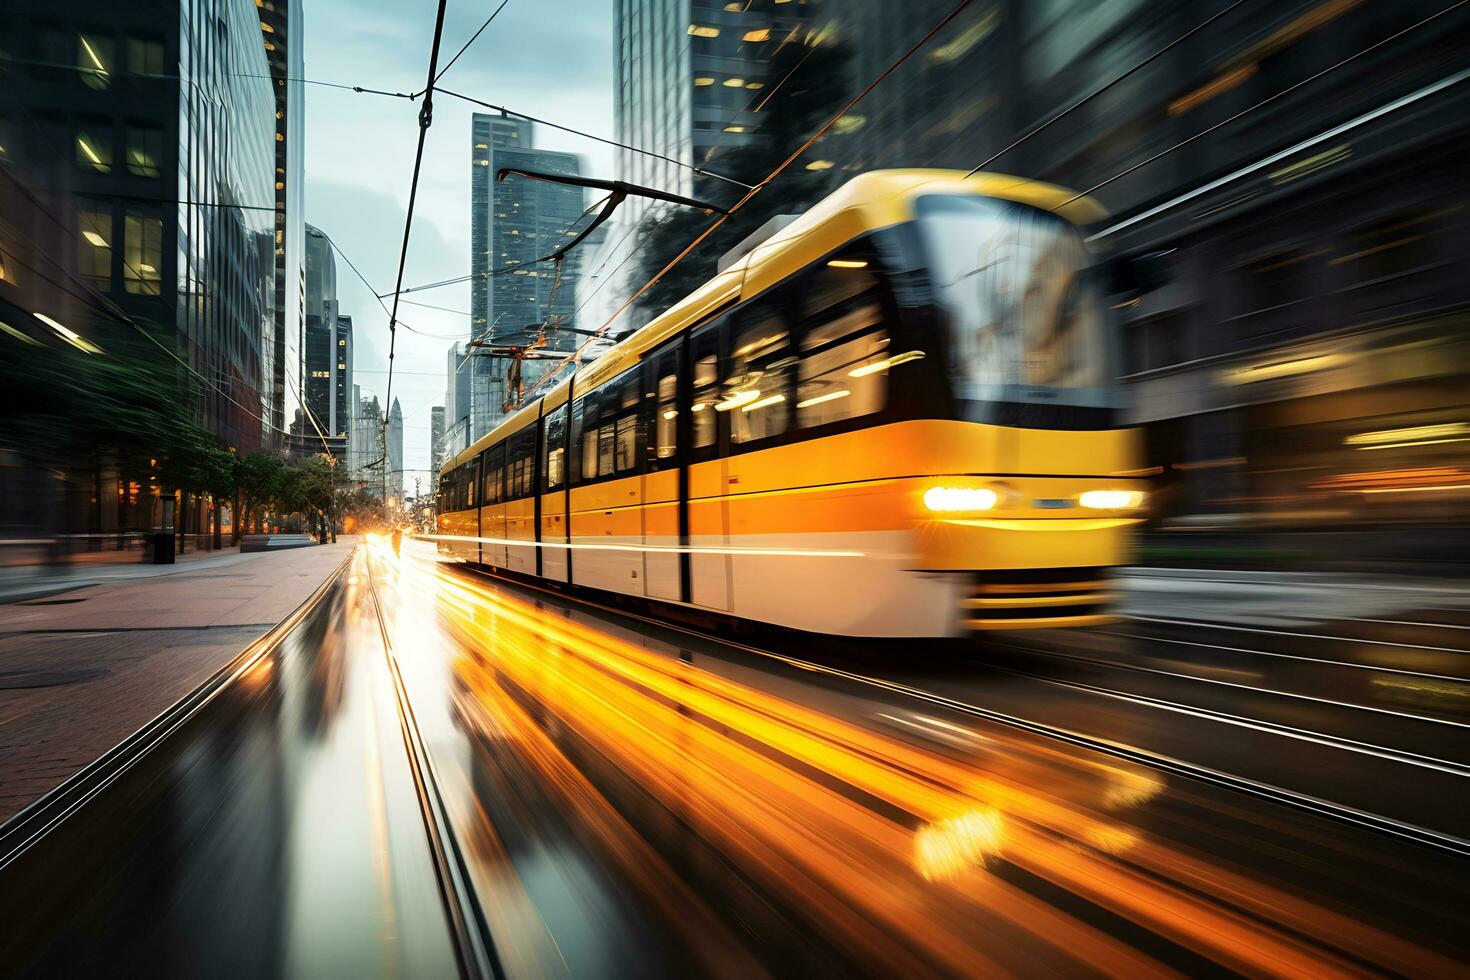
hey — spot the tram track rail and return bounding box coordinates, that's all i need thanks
[363,553,502,980]
[436,557,1470,860]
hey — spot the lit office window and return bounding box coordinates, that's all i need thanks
[125,125,162,177]
[77,32,112,90]
[76,125,111,173]
[77,205,113,289]
[124,211,162,295]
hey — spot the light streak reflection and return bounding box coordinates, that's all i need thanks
[364,540,1461,977]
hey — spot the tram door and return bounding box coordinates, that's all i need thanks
[642,342,681,601]
[685,319,731,610]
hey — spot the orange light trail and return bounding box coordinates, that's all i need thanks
[366,541,1459,976]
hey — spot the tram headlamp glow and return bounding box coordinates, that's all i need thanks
[923,487,998,512]
[1079,490,1145,510]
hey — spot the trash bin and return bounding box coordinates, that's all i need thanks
[152,530,175,564]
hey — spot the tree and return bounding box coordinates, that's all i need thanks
[629,37,852,321]
[236,452,286,538]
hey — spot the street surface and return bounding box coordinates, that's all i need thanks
[3,539,1468,976]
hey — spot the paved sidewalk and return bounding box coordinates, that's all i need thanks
[0,539,356,823]
[1120,565,1470,625]
[0,544,267,604]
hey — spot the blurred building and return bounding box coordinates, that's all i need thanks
[347,382,367,476]
[0,0,282,542]
[429,405,445,485]
[331,312,352,437]
[607,0,1470,545]
[591,0,810,332]
[258,0,306,450]
[301,224,338,442]
[354,391,385,497]
[443,340,471,456]
[466,113,587,438]
[386,397,403,500]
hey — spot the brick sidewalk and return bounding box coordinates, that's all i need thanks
[0,539,357,822]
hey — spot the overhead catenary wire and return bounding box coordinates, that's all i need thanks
[521,0,979,402]
[963,0,1254,177]
[1056,0,1469,208]
[382,0,452,501]
[320,231,458,340]
[430,0,514,87]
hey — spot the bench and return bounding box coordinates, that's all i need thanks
[240,534,318,553]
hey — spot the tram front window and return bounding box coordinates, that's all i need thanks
[916,194,1120,428]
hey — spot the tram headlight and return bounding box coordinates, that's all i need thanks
[924,486,999,513]
[1079,489,1145,510]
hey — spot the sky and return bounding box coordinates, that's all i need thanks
[303,0,615,494]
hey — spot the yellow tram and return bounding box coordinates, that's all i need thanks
[435,170,1146,637]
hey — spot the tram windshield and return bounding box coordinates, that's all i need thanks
[915,194,1121,428]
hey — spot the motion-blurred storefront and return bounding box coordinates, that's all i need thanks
[1116,122,1470,541]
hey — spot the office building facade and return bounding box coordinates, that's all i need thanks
[0,0,281,540]
[467,113,587,440]
[768,0,1470,533]
[588,0,810,331]
[258,0,306,448]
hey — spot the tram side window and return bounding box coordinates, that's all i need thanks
[573,368,644,482]
[644,345,679,469]
[726,296,793,444]
[614,373,640,473]
[506,430,536,499]
[569,397,585,485]
[690,316,724,453]
[484,444,504,504]
[794,254,891,427]
[466,460,477,509]
[543,406,567,491]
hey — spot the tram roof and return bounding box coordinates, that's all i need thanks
[443,170,1102,474]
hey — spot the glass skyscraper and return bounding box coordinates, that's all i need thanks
[467,113,587,439]
[302,224,337,440]
[584,0,805,334]
[258,0,306,450]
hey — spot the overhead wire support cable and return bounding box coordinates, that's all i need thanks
[1056,0,1469,207]
[964,0,1253,177]
[520,0,978,402]
[382,0,451,505]
[436,87,755,190]
[431,0,513,86]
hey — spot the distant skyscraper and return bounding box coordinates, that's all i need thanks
[332,313,352,437]
[348,382,365,475]
[430,405,445,470]
[356,392,384,496]
[302,225,337,438]
[387,398,404,499]
[468,114,586,439]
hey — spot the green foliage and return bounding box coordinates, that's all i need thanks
[0,317,200,475]
[629,38,851,322]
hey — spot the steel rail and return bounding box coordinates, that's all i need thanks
[363,554,502,980]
